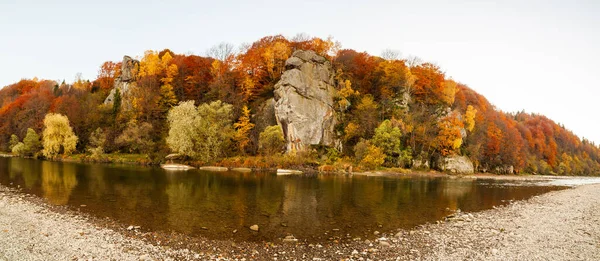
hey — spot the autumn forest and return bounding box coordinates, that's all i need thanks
[1,35,599,176]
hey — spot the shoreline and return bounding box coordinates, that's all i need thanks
[1,181,599,259]
[6,153,599,180]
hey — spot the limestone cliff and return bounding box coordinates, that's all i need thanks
[273,50,338,152]
[104,56,139,105]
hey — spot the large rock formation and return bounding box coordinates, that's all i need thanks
[274,50,338,152]
[435,155,475,174]
[104,56,139,105]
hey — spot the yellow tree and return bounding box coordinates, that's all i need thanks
[233,105,255,153]
[464,105,477,132]
[441,79,457,105]
[354,95,379,138]
[241,75,256,101]
[42,113,78,158]
[72,73,90,91]
[435,111,464,156]
[138,50,160,77]
[337,79,359,111]
[158,52,179,114]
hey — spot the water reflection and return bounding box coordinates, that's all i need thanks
[41,161,78,205]
[9,158,41,189]
[0,157,563,242]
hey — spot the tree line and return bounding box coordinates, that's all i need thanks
[0,34,598,175]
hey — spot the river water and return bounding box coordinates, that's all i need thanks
[0,157,565,242]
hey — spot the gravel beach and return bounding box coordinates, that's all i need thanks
[1,182,599,260]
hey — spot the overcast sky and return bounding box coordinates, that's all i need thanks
[1,0,598,143]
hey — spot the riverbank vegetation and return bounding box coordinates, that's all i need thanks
[1,35,599,175]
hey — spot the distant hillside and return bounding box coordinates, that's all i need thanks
[1,35,598,175]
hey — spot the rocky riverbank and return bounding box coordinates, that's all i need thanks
[1,182,599,260]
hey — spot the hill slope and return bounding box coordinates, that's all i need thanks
[1,35,598,175]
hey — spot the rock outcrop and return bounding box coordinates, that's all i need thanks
[104,56,139,105]
[412,158,430,170]
[435,155,474,174]
[253,98,277,132]
[273,50,338,152]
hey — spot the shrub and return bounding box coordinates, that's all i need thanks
[8,134,19,151]
[87,128,107,159]
[259,125,285,155]
[11,142,26,156]
[360,145,385,170]
[115,122,154,153]
[354,139,385,170]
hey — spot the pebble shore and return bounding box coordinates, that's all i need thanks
[1,183,599,260]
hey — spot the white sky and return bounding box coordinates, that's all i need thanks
[1,0,598,144]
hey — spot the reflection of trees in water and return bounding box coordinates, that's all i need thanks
[41,161,77,205]
[7,158,44,189]
[279,177,318,229]
[441,179,474,211]
[8,158,22,180]
[113,181,154,214]
[94,168,166,228]
[164,172,285,235]
[21,162,41,189]
[165,173,240,234]
[7,158,39,189]
[326,176,472,229]
[86,166,107,198]
[165,181,203,234]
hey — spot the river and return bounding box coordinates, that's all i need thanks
[0,157,564,242]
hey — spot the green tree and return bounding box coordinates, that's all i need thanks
[112,88,122,117]
[166,101,198,157]
[9,134,19,151]
[372,119,402,165]
[22,128,42,157]
[195,100,234,160]
[42,113,78,158]
[166,100,234,162]
[259,125,285,155]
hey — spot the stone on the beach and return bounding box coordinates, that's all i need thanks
[283,235,298,243]
[435,155,474,174]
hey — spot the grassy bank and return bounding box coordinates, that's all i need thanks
[34,153,155,166]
